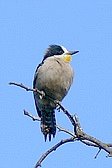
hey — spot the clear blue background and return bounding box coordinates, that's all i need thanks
[1,0,112,167]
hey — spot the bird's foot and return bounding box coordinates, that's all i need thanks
[39,90,45,99]
[54,100,61,112]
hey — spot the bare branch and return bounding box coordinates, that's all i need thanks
[57,125,76,138]
[9,82,112,167]
[94,148,101,159]
[57,102,77,133]
[23,109,41,121]
[80,139,98,148]
[78,131,112,156]
[34,137,75,168]
[23,109,112,163]
[9,82,45,97]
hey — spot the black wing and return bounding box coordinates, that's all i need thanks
[33,62,43,117]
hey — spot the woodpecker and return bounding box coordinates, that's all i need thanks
[33,45,79,141]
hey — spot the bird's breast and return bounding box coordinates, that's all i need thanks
[36,57,74,101]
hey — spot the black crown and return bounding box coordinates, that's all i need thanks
[43,45,64,60]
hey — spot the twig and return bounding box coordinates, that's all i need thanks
[57,102,77,133]
[34,137,75,168]
[80,139,98,148]
[23,109,41,121]
[94,148,101,159]
[9,82,45,97]
[57,125,76,138]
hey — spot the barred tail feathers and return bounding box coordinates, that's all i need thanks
[41,107,56,141]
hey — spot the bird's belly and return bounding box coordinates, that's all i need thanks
[43,77,69,101]
[37,60,73,101]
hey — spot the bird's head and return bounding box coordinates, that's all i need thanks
[43,45,79,63]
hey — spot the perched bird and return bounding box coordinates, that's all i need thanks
[33,45,79,141]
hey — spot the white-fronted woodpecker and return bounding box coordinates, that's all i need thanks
[33,45,79,141]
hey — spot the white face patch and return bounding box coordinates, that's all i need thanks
[61,46,69,53]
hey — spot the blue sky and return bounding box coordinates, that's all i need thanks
[1,0,112,167]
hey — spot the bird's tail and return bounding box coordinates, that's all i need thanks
[41,106,56,141]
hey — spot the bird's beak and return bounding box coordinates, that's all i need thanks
[70,50,79,55]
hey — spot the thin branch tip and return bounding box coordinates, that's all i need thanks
[94,148,101,159]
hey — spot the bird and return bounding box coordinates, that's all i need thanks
[33,45,79,141]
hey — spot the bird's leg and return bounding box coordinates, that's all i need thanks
[38,90,45,99]
[54,100,61,112]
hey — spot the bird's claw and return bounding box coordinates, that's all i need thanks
[54,100,61,112]
[39,90,45,99]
